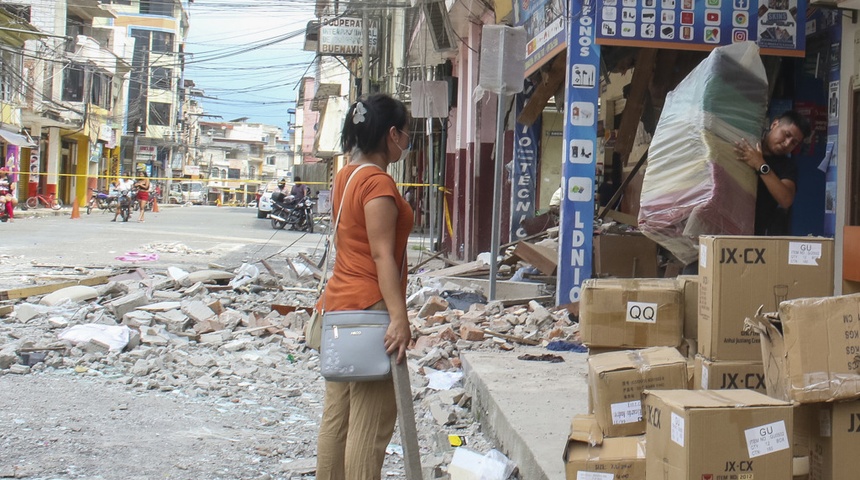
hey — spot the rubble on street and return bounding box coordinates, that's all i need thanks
[0,248,579,479]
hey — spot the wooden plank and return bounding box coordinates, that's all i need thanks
[297,253,324,280]
[391,357,422,479]
[408,249,446,274]
[516,53,567,126]
[481,328,540,346]
[420,260,488,278]
[511,242,558,275]
[0,275,111,301]
[615,48,658,166]
[0,305,13,317]
[597,148,648,223]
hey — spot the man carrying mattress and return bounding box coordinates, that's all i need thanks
[734,110,811,236]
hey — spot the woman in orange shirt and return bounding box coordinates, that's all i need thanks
[315,94,414,480]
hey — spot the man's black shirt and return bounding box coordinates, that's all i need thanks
[754,154,797,236]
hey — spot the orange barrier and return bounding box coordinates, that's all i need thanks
[71,197,81,219]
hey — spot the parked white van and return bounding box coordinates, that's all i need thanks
[169,181,208,205]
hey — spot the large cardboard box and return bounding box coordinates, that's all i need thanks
[645,389,793,480]
[581,278,683,349]
[677,274,698,340]
[588,347,688,437]
[593,233,659,278]
[694,355,766,393]
[749,294,860,404]
[792,400,860,480]
[563,414,646,480]
[698,235,834,361]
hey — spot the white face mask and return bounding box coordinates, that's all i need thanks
[396,129,411,162]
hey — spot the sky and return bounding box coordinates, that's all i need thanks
[183,0,318,132]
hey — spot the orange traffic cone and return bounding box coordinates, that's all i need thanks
[152,198,159,213]
[70,197,81,219]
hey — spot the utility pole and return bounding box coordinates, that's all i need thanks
[132,121,141,176]
[361,9,370,97]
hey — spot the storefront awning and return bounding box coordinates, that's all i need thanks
[0,129,36,147]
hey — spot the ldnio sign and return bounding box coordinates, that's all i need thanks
[319,16,378,56]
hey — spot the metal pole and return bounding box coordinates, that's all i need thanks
[488,93,506,301]
[427,117,435,251]
[361,10,370,97]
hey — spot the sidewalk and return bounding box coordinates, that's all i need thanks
[462,348,590,480]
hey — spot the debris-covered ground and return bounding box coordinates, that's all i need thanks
[0,243,579,479]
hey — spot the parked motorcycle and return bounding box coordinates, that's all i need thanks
[269,192,314,232]
[117,190,133,222]
[87,188,116,214]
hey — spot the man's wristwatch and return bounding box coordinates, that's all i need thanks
[756,163,771,176]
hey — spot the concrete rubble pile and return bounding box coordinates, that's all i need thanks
[0,255,576,478]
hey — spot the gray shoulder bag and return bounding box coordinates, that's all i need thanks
[319,163,402,382]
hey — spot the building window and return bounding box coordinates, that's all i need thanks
[62,63,85,102]
[148,102,171,126]
[90,71,112,109]
[140,0,173,16]
[150,67,171,90]
[248,166,256,179]
[0,50,21,103]
[152,31,174,53]
[266,155,276,166]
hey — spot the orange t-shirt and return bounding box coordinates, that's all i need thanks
[320,164,413,311]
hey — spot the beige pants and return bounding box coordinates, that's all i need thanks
[316,300,396,480]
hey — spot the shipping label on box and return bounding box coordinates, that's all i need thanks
[694,355,766,393]
[563,415,646,480]
[793,401,860,480]
[645,389,793,480]
[581,278,683,349]
[698,236,834,361]
[749,294,860,404]
[588,347,688,437]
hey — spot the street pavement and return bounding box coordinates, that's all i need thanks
[2,203,584,479]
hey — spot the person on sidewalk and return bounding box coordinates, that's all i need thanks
[315,94,414,480]
[0,167,18,221]
[133,171,151,222]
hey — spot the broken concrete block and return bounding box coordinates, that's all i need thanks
[181,301,216,323]
[109,268,148,282]
[187,355,217,368]
[167,266,189,282]
[48,317,70,329]
[126,330,141,350]
[459,325,485,342]
[527,301,553,328]
[183,282,206,296]
[207,299,224,316]
[8,364,30,375]
[418,296,449,318]
[199,330,232,345]
[138,301,181,312]
[221,339,251,352]
[14,303,42,323]
[130,358,152,376]
[439,326,457,342]
[109,291,148,320]
[422,313,448,328]
[487,319,512,333]
[430,402,457,426]
[152,290,182,300]
[82,339,111,354]
[40,286,99,306]
[140,326,170,346]
[437,388,466,405]
[218,310,244,330]
[413,335,443,353]
[0,349,17,369]
[185,269,234,285]
[123,310,154,328]
[193,318,226,335]
[154,309,191,333]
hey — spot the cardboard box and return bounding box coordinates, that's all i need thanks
[677,274,698,340]
[644,389,793,480]
[694,355,766,393]
[593,234,659,278]
[588,347,688,437]
[563,414,646,480]
[749,294,860,404]
[698,235,834,361]
[792,400,860,480]
[581,278,684,349]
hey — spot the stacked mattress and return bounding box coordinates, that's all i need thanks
[638,42,769,265]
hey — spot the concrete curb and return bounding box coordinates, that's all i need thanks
[461,350,590,480]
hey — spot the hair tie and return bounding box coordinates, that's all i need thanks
[352,101,367,124]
